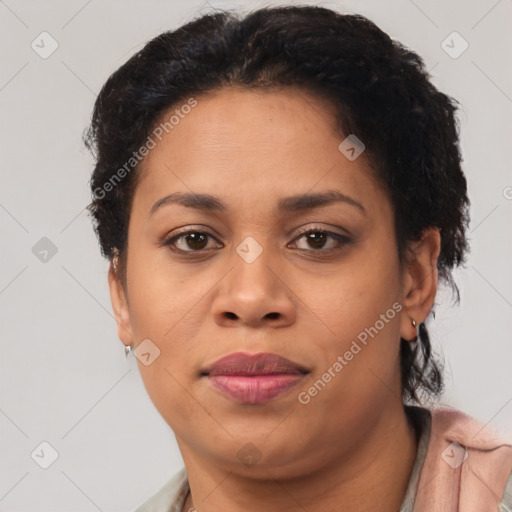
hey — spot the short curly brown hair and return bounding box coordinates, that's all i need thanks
[85,5,470,406]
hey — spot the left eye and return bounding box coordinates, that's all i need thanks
[289,229,350,252]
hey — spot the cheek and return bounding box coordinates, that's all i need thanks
[128,279,203,419]
[126,247,195,334]
[125,251,212,376]
[137,362,201,439]
[302,246,400,344]
[296,243,402,396]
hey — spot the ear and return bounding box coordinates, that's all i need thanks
[107,262,134,347]
[399,227,441,341]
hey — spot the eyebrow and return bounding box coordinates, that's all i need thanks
[149,190,366,217]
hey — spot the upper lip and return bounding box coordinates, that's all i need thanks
[201,352,309,377]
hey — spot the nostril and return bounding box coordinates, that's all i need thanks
[225,312,237,320]
[266,312,280,320]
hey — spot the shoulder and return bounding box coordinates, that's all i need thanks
[428,405,512,454]
[418,405,512,510]
[134,467,189,512]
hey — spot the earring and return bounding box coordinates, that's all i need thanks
[124,344,133,357]
[410,319,418,350]
[112,248,120,271]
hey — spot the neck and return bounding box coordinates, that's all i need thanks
[180,405,419,512]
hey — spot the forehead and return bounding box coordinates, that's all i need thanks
[132,86,386,217]
[146,86,341,159]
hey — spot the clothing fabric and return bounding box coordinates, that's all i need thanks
[134,406,512,512]
[412,406,512,511]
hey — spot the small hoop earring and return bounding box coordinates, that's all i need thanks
[124,344,133,357]
[112,248,120,271]
[410,318,418,349]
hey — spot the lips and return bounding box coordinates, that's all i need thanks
[201,352,309,404]
[201,352,309,377]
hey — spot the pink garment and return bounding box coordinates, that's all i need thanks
[413,406,512,511]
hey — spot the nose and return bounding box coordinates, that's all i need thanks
[211,250,296,329]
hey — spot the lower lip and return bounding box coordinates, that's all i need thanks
[207,374,306,404]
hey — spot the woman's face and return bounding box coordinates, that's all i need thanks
[110,86,424,478]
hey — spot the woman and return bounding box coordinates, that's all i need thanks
[85,5,512,511]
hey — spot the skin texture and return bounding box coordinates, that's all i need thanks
[108,86,441,512]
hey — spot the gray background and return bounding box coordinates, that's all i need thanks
[1,0,511,510]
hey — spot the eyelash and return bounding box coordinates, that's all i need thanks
[161,227,352,256]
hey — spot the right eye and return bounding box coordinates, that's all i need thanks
[161,229,222,253]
